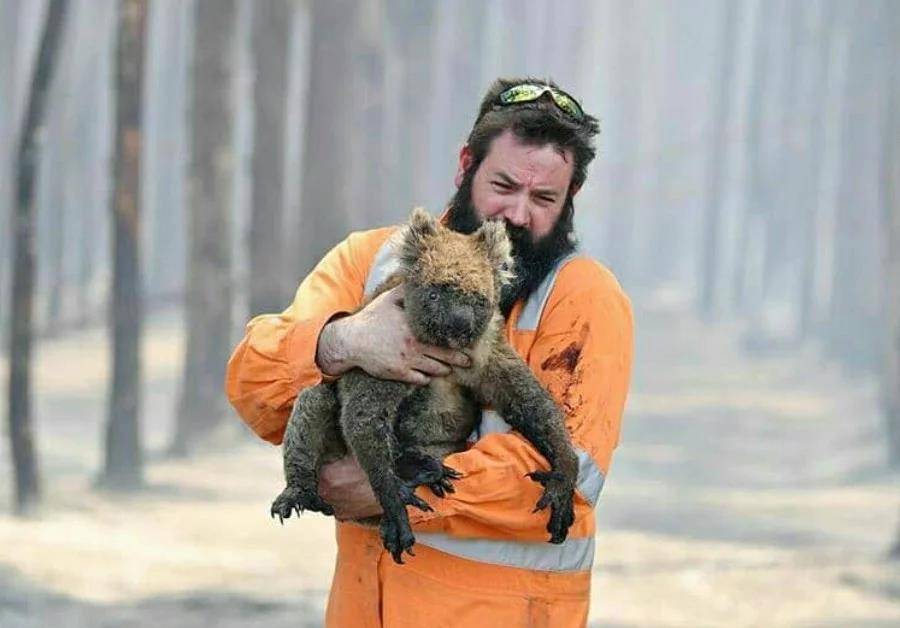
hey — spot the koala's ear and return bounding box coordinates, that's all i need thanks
[399,207,437,268]
[474,219,515,286]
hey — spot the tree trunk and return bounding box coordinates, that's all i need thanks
[384,1,435,216]
[797,0,836,340]
[249,0,292,315]
[6,0,69,514]
[698,2,738,321]
[825,8,881,370]
[99,0,147,491]
[731,2,770,313]
[881,4,900,467]
[0,0,21,343]
[294,0,359,276]
[169,0,237,456]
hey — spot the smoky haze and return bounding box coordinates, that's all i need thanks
[1,0,899,626]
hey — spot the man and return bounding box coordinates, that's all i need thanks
[226,78,633,626]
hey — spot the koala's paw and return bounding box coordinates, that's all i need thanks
[380,510,416,564]
[270,486,334,524]
[396,451,461,498]
[527,470,576,544]
[398,483,433,513]
[424,464,462,498]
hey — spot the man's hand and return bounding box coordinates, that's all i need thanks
[318,456,383,520]
[316,285,471,385]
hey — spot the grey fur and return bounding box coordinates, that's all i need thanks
[271,208,579,563]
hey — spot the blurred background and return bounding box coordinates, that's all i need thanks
[2,0,900,626]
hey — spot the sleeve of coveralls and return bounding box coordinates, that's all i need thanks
[409,259,634,541]
[225,228,393,445]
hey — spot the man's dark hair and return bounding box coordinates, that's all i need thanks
[466,77,600,193]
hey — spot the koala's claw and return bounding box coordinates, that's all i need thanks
[396,450,460,498]
[270,486,335,523]
[380,513,416,564]
[398,484,433,513]
[526,470,576,544]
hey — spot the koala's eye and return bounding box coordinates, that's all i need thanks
[428,290,439,301]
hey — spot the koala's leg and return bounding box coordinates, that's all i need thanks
[475,343,579,544]
[339,377,431,564]
[271,383,342,522]
[395,448,461,498]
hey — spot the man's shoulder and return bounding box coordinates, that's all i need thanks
[345,225,400,251]
[555,254,629,304]
[339,225,401,269]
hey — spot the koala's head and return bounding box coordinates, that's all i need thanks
[397,207,514,349]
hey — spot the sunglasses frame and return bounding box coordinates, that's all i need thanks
[495,83,585,122]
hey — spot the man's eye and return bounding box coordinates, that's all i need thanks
[492,181,511,191]
[536,195,555,204]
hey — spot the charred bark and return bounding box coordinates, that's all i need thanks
[6,0,69,514]
[169,0,237,456]
[99,0,147,491]
[249,0,292,315]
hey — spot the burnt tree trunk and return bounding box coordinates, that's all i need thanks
[295,0,358,275]
[99,0,147,490]
[797,1,836,340]
[249,0,292,315]
[698,2,738,321]
[169,0,237,456]
[882,4,900,468]
[6,0,68,514]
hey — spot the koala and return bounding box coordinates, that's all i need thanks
[271,207,579,564]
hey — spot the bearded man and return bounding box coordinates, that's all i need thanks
[226,78,634,626]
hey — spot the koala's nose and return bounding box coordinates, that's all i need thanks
[449,306,474,335]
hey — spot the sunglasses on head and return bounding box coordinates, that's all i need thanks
[493,83,585,122]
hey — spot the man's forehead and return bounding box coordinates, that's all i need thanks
[482,133,573,187]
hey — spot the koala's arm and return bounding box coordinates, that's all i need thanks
[225,227,395,445]
[409,260,634,541]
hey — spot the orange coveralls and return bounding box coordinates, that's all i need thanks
[225,226,633,627]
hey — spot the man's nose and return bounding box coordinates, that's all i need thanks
[502,196,530,227]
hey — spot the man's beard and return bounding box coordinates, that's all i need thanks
[446,169,578,317]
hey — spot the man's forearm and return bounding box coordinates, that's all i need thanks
[316,316,356,377]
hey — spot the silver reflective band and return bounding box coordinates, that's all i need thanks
[416,532,595,572]
[476,409,605,506]
[516,253,580,330]
[576,448,605,506]
[364,238,400,296]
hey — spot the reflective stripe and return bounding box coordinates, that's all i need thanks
[516,253,580,330]
[473,410,605,506]
[576,449,605,506]
[416,532,595,572]
[364,237,400,296]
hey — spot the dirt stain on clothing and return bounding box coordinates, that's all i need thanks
[541,341,582,373]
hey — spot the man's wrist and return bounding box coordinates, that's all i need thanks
[316,315,356,377]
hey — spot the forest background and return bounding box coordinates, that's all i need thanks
[2,0,900,626]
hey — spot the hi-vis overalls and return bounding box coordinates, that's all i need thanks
[226,225,633,627]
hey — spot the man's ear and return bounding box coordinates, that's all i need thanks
[454,144,473,188]
[570,181,582,197]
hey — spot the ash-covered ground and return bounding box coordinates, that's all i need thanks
[2,303,899,627]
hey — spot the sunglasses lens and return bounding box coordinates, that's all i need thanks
[496,84,584,121]
[500,84,545,104]
[552,93,583,120]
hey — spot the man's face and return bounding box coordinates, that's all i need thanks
[456,129,574,241]
[446,129,579,315]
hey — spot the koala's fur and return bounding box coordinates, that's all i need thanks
[271,208,579,563]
